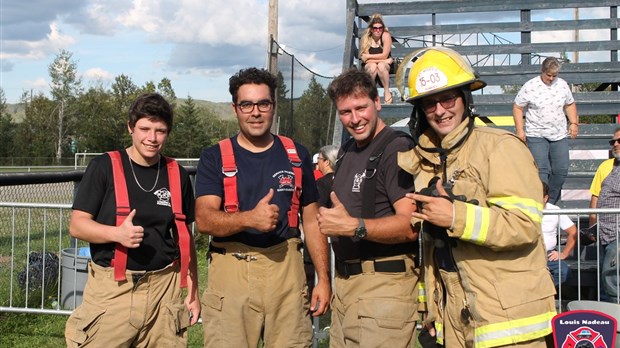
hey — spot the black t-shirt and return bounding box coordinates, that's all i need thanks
[331,127,417,260]
[194,135,319,248]
[72,150,195,271]
[316,172,334,208]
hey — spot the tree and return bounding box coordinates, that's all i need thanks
[292,76,332,153]
[73,85,118,152]
[275,71,292,136]
[16,92,57,165]
[157,78,177,109]
[48,49,82,163]
[0,88,17,162]
[111,74,140,147]
[166,95,208,158]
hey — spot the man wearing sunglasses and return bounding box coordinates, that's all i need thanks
[194,67,330,347]
[398,47,556,347]
[588,127,620,302]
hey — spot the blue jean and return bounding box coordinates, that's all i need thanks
[547,258,570,286]
[527,137,569,204]
[600,240,618,302]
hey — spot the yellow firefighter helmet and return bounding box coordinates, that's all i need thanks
[406,47,486,104]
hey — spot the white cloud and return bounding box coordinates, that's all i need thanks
[82,67,113,81]
[24,77,49,92]
[0,22,75,61]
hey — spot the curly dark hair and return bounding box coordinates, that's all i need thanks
[229,67,277,105]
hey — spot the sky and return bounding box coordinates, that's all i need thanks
[0,0,347,104]
[0,1,613,105]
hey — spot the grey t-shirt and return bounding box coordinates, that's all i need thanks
[331,127,417,260]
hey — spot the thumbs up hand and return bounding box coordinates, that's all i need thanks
[117,209,144,248]
[317,192,358,237]
[252,189,280,232]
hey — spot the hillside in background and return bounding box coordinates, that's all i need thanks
[6,99,234,123]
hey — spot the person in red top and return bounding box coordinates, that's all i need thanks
[312,153,323,180]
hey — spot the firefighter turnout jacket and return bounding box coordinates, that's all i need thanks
[398,120,557,347]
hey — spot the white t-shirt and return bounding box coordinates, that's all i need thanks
[541,202,575,251]
[514,76,575,141]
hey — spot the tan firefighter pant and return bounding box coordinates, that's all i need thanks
[65,261,189,348]
[201,238,312,347]
[329,254,420,348]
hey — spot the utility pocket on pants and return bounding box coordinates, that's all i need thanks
[358,297,418,347]
[65,302,107,346]
[201,290,224,346]
[164,298,190,335]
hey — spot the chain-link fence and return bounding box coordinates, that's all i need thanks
[271,38,338,153]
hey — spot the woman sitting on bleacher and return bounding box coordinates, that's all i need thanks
[360,13,393,104]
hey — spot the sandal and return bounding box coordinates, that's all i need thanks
[384,91,393,104]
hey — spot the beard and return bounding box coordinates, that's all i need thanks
[613,150,620,161]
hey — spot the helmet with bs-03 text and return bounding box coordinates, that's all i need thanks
[406,47,486,104]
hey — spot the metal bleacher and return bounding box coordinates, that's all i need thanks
[338,0,620,211]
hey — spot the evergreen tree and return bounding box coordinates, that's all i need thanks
[166,95,208,158]
[16,92,56,165]
[0,88,17,163]
[292,76,332,153]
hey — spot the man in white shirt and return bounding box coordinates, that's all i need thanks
[542,182,578,286]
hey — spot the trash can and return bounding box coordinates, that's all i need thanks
[61,247,90,310]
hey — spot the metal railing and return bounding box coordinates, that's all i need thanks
[1,201,618,317]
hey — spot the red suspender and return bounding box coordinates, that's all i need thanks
[166,157,190,288]
[277,136,302,228]
[218,136,302,227]
[108,151,190,288]
[218,139,239,213]
[107,151,130,282]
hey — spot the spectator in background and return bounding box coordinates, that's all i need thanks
[304,145,339,298]
[588,128,620,302]
[513,56,579,204]
[312,153,323,180]
[359,13,394,104]
[542,182,577,287]
[589,127,620,226]
[315,145,339,207]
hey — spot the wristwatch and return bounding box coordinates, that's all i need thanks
[352,218,367,242]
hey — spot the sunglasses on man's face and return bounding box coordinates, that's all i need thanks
[608,138,620,146]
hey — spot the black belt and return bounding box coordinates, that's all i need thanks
[208,244,226,255]
[335,259,407,278]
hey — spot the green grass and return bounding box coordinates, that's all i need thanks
[3,213,416,347]
[0,233,211,347]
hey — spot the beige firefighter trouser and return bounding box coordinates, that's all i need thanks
[201,238,312,347]
[330,254,420,348]
[438,270,547,348]
[65,261,188,348]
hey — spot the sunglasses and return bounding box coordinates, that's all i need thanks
[421,94,459,113]
[371,26,384,31]
[608,138,620,146]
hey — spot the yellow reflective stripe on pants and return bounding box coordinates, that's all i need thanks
[435,322,444,345]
